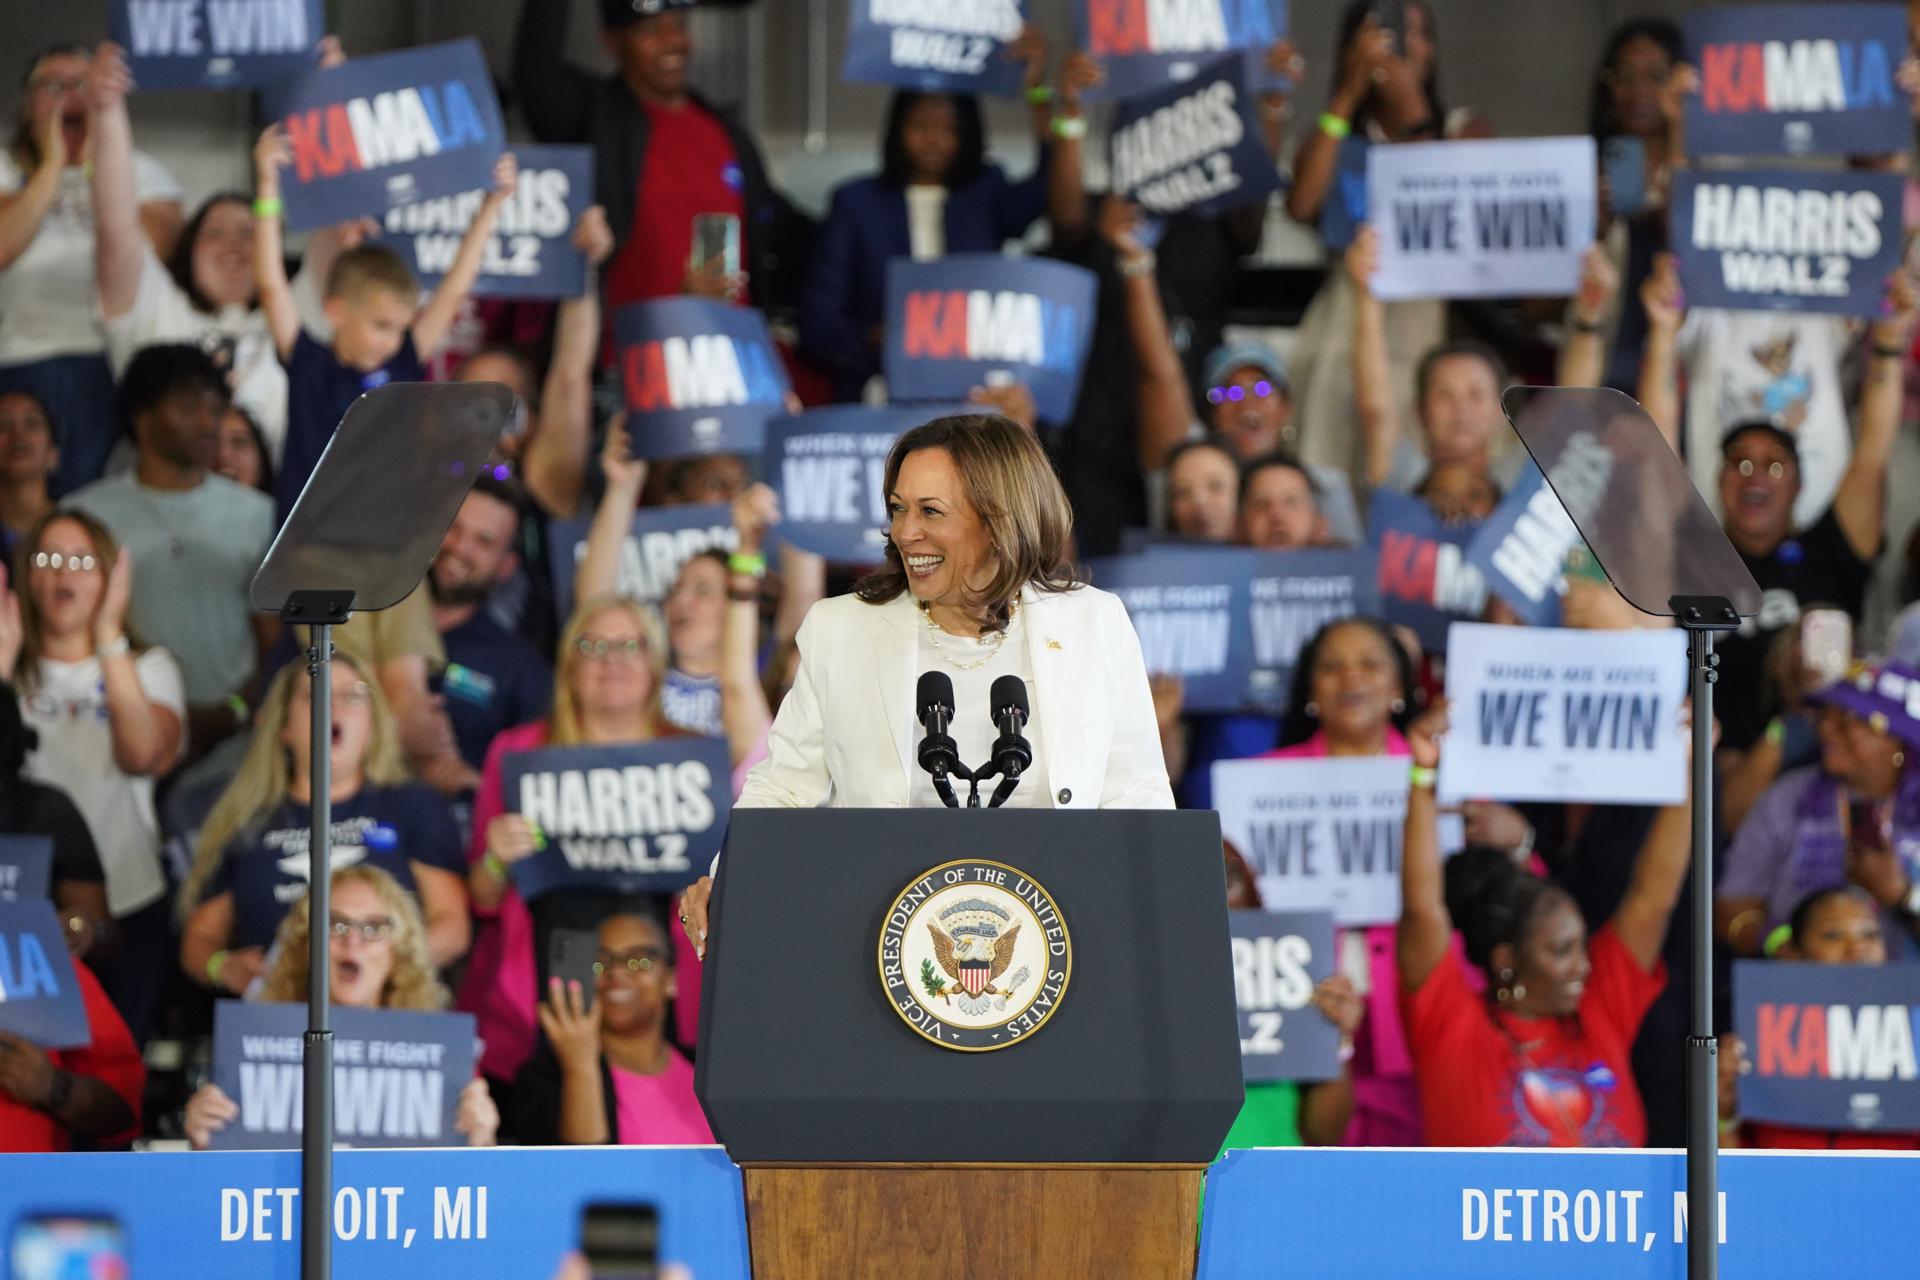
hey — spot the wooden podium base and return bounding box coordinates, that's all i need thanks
[739,1162,1204,1280]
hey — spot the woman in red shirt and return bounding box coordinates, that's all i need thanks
[1398,703,1691,1146]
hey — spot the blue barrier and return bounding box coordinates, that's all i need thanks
[0,1146,749,1278]
[1197,1146,1920,1278]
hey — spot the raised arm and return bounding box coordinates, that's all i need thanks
[1347,226,1400,489]
[1397,703,1452,990]
[1097,196,1194,471]
[1833,271,1917,558]
[252,126,300,360]
[1557,244,1619,389]
[574,423,647,606]
[95,556,182,776]
[0,115,67,271]
[512,0,600,143]
[1045,52,1096,244]
[86,43,145,321]
[1285,21,1384,226]
[1635,252,1684,454]
[521,205,612,517]
[721,486,777,769]
[1608,791,1693,972]
[412,153,518,360]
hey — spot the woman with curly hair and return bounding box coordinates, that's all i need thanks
[182,864,497,1148]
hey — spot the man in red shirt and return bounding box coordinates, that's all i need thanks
[0,962,143,1152]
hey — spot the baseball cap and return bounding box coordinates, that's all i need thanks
[601,0,696,28]
[1809,659,1920,747]
[1202,342,1289,394]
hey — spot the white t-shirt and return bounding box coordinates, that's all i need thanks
[21,647,185,916]
[0,150,182,365]
[905,185,948,261]
[103,247,289,462]
[1678,309,1853,529]
[909,608,1050,809]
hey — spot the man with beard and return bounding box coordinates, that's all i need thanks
[419,475,553,796]
[66,343,273,761]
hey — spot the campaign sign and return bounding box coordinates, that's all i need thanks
[1109,53,1283,219]
[1464,445,1614,627]
[1078,0,1287,101]
[883,255,1097,423]
[1685,5,1908,157]
[382,145,590,299]
[1367,488,1489,651]
[615,299,790,460]
[546,503,735,622]
[209,1002,475,1149]
[1734,960,1920,1133]
[0,899,88,1048]
[1245,548,1377,713]
[503,740,731,900]
[273,38,507,232]
[0,836,52,901]
[843,0,1029,95]
[1088,547,1254,714]
[1671,168,1904,317]
[1229,908,1338,1083]
[1439,622,1687,805]
[1213,756,1408,926]
[767,404,966,563]
[113,0,323,91]
[1367,137,1597,301]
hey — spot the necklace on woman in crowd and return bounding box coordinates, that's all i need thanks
[920,599,1015,671]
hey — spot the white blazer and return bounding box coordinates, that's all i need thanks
[736,582,1175,810]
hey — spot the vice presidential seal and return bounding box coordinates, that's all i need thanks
[877,859,1071,1051]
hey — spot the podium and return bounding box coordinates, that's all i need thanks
[696,808,1242,1279]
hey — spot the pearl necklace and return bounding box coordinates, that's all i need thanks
[921,601,1014,671]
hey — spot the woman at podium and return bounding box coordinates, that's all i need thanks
[679,412,1173,952]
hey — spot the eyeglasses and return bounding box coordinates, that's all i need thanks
[294,681,373,708]
[1727,458,1789,481]
[328,915,394,942]
[576,635,646,661]
[593,947,669,975]
[32,551,96,573]
[1206,380,1278,405]
[28,76,85,98]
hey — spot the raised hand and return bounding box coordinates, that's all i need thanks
[573,204,614,270]
[536,976,602,1073]
[94,549,133,651]
[184,1082,238,1150]
[731,482,780,554]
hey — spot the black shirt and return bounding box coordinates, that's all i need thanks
[0,777,105,887]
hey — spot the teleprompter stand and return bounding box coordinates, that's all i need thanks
[1502,389,1762,1280]
[250,382,514,1280]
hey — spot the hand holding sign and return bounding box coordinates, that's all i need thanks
[0,1030,57,1110]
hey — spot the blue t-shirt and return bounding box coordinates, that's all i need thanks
[434,610,553,771]
[1178,714,1281,810]
[661,668,723,738]
[201,783,464,951]
[277,329,427,521]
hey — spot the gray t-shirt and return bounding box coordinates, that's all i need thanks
[66,472,274,704]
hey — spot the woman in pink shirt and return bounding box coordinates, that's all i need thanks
[1258,615,1427,1146]
[514,906,713,1146]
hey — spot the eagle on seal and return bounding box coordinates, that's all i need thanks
[928,920,1020,1000]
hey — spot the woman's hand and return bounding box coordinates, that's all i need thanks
[1847,840,1912,910]
[1058,49,1101,115]
[454,1077,500,1147]
[1871,266,1919,349]
[1344,223,1380,294]
[679,877,712,960]
[683,257,746,302]
[485,814,542,867]
[1008,21,1048,94]
[731,482,780,555]
[253,124,290,199]
[487,152,519,204]
[217,946,267,995]
[537,976,602,1074]
[573,204,613,270]
[85,42,132,115]
[1263,38,1305,101]
[1657,63,1700,135]
[1308,973,1364,1037]
[967,381,1037,432]
[1095,193,1148,262]
[1640,251,1685,336]
[1335,17,1394,109]
[1405,699,1450,769]
[0,1032,55,1109]
[1573,243,1619,328]
[1462,801,1531,856]
[93,550,133,651]
[184,1082,238,1150]
[599,414,648,497]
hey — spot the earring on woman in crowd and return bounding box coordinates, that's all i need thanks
[1496,967,1516,1003]
[1391,697,1406,714]
[1305,702,1320,718]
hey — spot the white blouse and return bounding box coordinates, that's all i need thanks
[908,607,1051,809]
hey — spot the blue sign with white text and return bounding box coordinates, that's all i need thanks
[1367,488,1489,650]
[1088,547,1255,714]
[767,404,969,563]
[1244,548,1378,713]
[1734,960,1920,1133]
[1110,53,1283,218]
[273,38,506,231]
[615,299,790,459]
[1684,4,1910,157]
[883,254,1097,423]
[546,502,736,622]
[1078,0,1287,102]
[503,740,732,900]
[1229,909,1338,1083]
[113,0,324,90]
[1670,168,1904,317]
[0,836,53,901]
[1464,462,1572,627]
[843,0,1029,95]
[209,1002,476,1150]
[0,898,89,1048]
[383,144,591,299]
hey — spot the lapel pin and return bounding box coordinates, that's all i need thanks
[1047,638,1062,651]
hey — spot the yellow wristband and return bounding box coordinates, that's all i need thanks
[482,851,508,880]
[1318,112,1352,140]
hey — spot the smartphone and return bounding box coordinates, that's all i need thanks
[1369,0,1407,52]
[1602,135,1647,218]
[581,1201,659,1280]
[1801,608,1852,690]
[11,1215,129,1280]
[690,213,741,278]
[547,927,601,1008]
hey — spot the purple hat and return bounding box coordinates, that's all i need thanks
[1809,659,1920,747]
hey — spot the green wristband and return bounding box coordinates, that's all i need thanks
[1025,84,1054,107]
[727,551,767,578]
[207,949,229,986]
[252,196,283,219]
[1762,924,1794,958]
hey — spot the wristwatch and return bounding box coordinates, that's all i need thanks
[42,1068,72,1116]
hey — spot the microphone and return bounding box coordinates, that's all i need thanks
[916,671,962,807]
[986,675,1032,809]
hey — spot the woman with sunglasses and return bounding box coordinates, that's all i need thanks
[515,904,711,1146]
[178,654,470,998]
[0,509,182,1042]
[182,864,498,1149]
[459,596,684,1109]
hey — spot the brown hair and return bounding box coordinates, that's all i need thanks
[325,244,419,304]
[854,413,1080,634]
[14,510,137,696]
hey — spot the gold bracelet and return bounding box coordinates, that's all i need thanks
[1726,907,1765,951]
